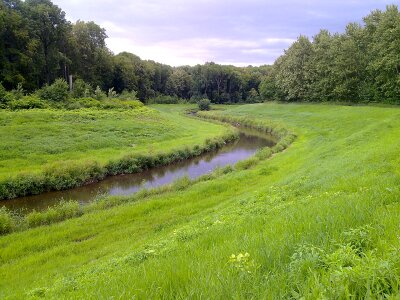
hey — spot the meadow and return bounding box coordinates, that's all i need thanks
[0,106,235,199]
[1,103,400,299]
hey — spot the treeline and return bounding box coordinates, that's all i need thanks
[0,0,269,103]
[2,1,400,104]
[261,5,400,104]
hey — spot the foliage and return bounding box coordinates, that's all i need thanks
[71,79,93,98]
[265,5,400,103]
[0,1,270,102]
[0,106,234,200]
[26,201,82,227]
[2,1,400,104]
[118,90,138,101]
[9,96,48,110]
[38,79,69,102]
[0,207,14,234]
[0,82,11,107]
[94,85,106,100]
[107,87,117,99]
[198,98,211,111]
[11,83,25,100]
[1,104,400,298]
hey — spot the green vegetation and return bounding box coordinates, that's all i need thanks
[0,0,269,103]
[0,107,292,233]
[263,5,400,104]
[197,98,211,111]
[3,1,400,105]
[0,105,236,199]
[1,103,399,299]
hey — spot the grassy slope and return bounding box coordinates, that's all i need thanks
[0,105,228,179]
[1,103,400,299]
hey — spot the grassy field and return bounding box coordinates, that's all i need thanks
[0,106,235,199]
[1,103,400,299]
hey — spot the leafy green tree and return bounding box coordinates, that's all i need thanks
[274,36,313,101]
[69,20,113,89]
[166,68,193,99]
[38,78,69,102]
[25,0,71,85]
[365,5,400,102]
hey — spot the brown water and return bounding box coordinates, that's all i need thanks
[2,128,276,213]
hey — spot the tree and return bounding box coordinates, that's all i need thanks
[274,36,313,101]
[366,5,400,102]
[166,68,193,99]
[25,0,71,86]
[69,20,113,89]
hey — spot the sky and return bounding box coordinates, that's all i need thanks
[52,0,393,67]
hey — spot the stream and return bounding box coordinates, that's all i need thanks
[2,127,276,213]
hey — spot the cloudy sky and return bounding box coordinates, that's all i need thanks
[52,0,393,66]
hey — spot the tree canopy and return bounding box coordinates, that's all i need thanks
[1,1,400,104]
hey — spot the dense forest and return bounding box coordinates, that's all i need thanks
[1,0,399,104]
[265,4,400,104]
[0,0,269,103]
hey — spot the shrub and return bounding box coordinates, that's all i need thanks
[0,82,5,100]
[107,87,118,99]
[94,86,107,100]
[72,79,93,98]
[0,83,14,108]
[38,79,69,102]
[11,83,25,100]
[0,207,14,234]
[118,90,138,101]
[198,98,211,111]
[100,99,143,110]
[66,97,101,109]
[43,160,105,191]
[9,96,48,110]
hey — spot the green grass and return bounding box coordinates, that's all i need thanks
[0,105,235,199]
[1,103,400,299]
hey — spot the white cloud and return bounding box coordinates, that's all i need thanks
[52,0,392,66]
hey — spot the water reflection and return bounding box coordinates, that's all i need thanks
[3,128,276,212]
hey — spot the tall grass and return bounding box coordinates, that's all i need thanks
[1,103,400,299]
[0,107,235,200]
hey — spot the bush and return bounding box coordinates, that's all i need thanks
[66,97,101,109]
[107,87,118,99]
[198,98,211,111]
[94,86,107,100]
[0,207,14,234]
[9,96,48,110]
[72,79,93,98]
[43,160,105,191]
[0,83,14,108]
[11,83,25,100]
[119,90,138,101]
[38,79,69,102]
[100,99,143,110]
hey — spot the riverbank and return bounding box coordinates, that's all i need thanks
[0,106,292,234]
[1,103,400,299]
[0,106,236,200]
